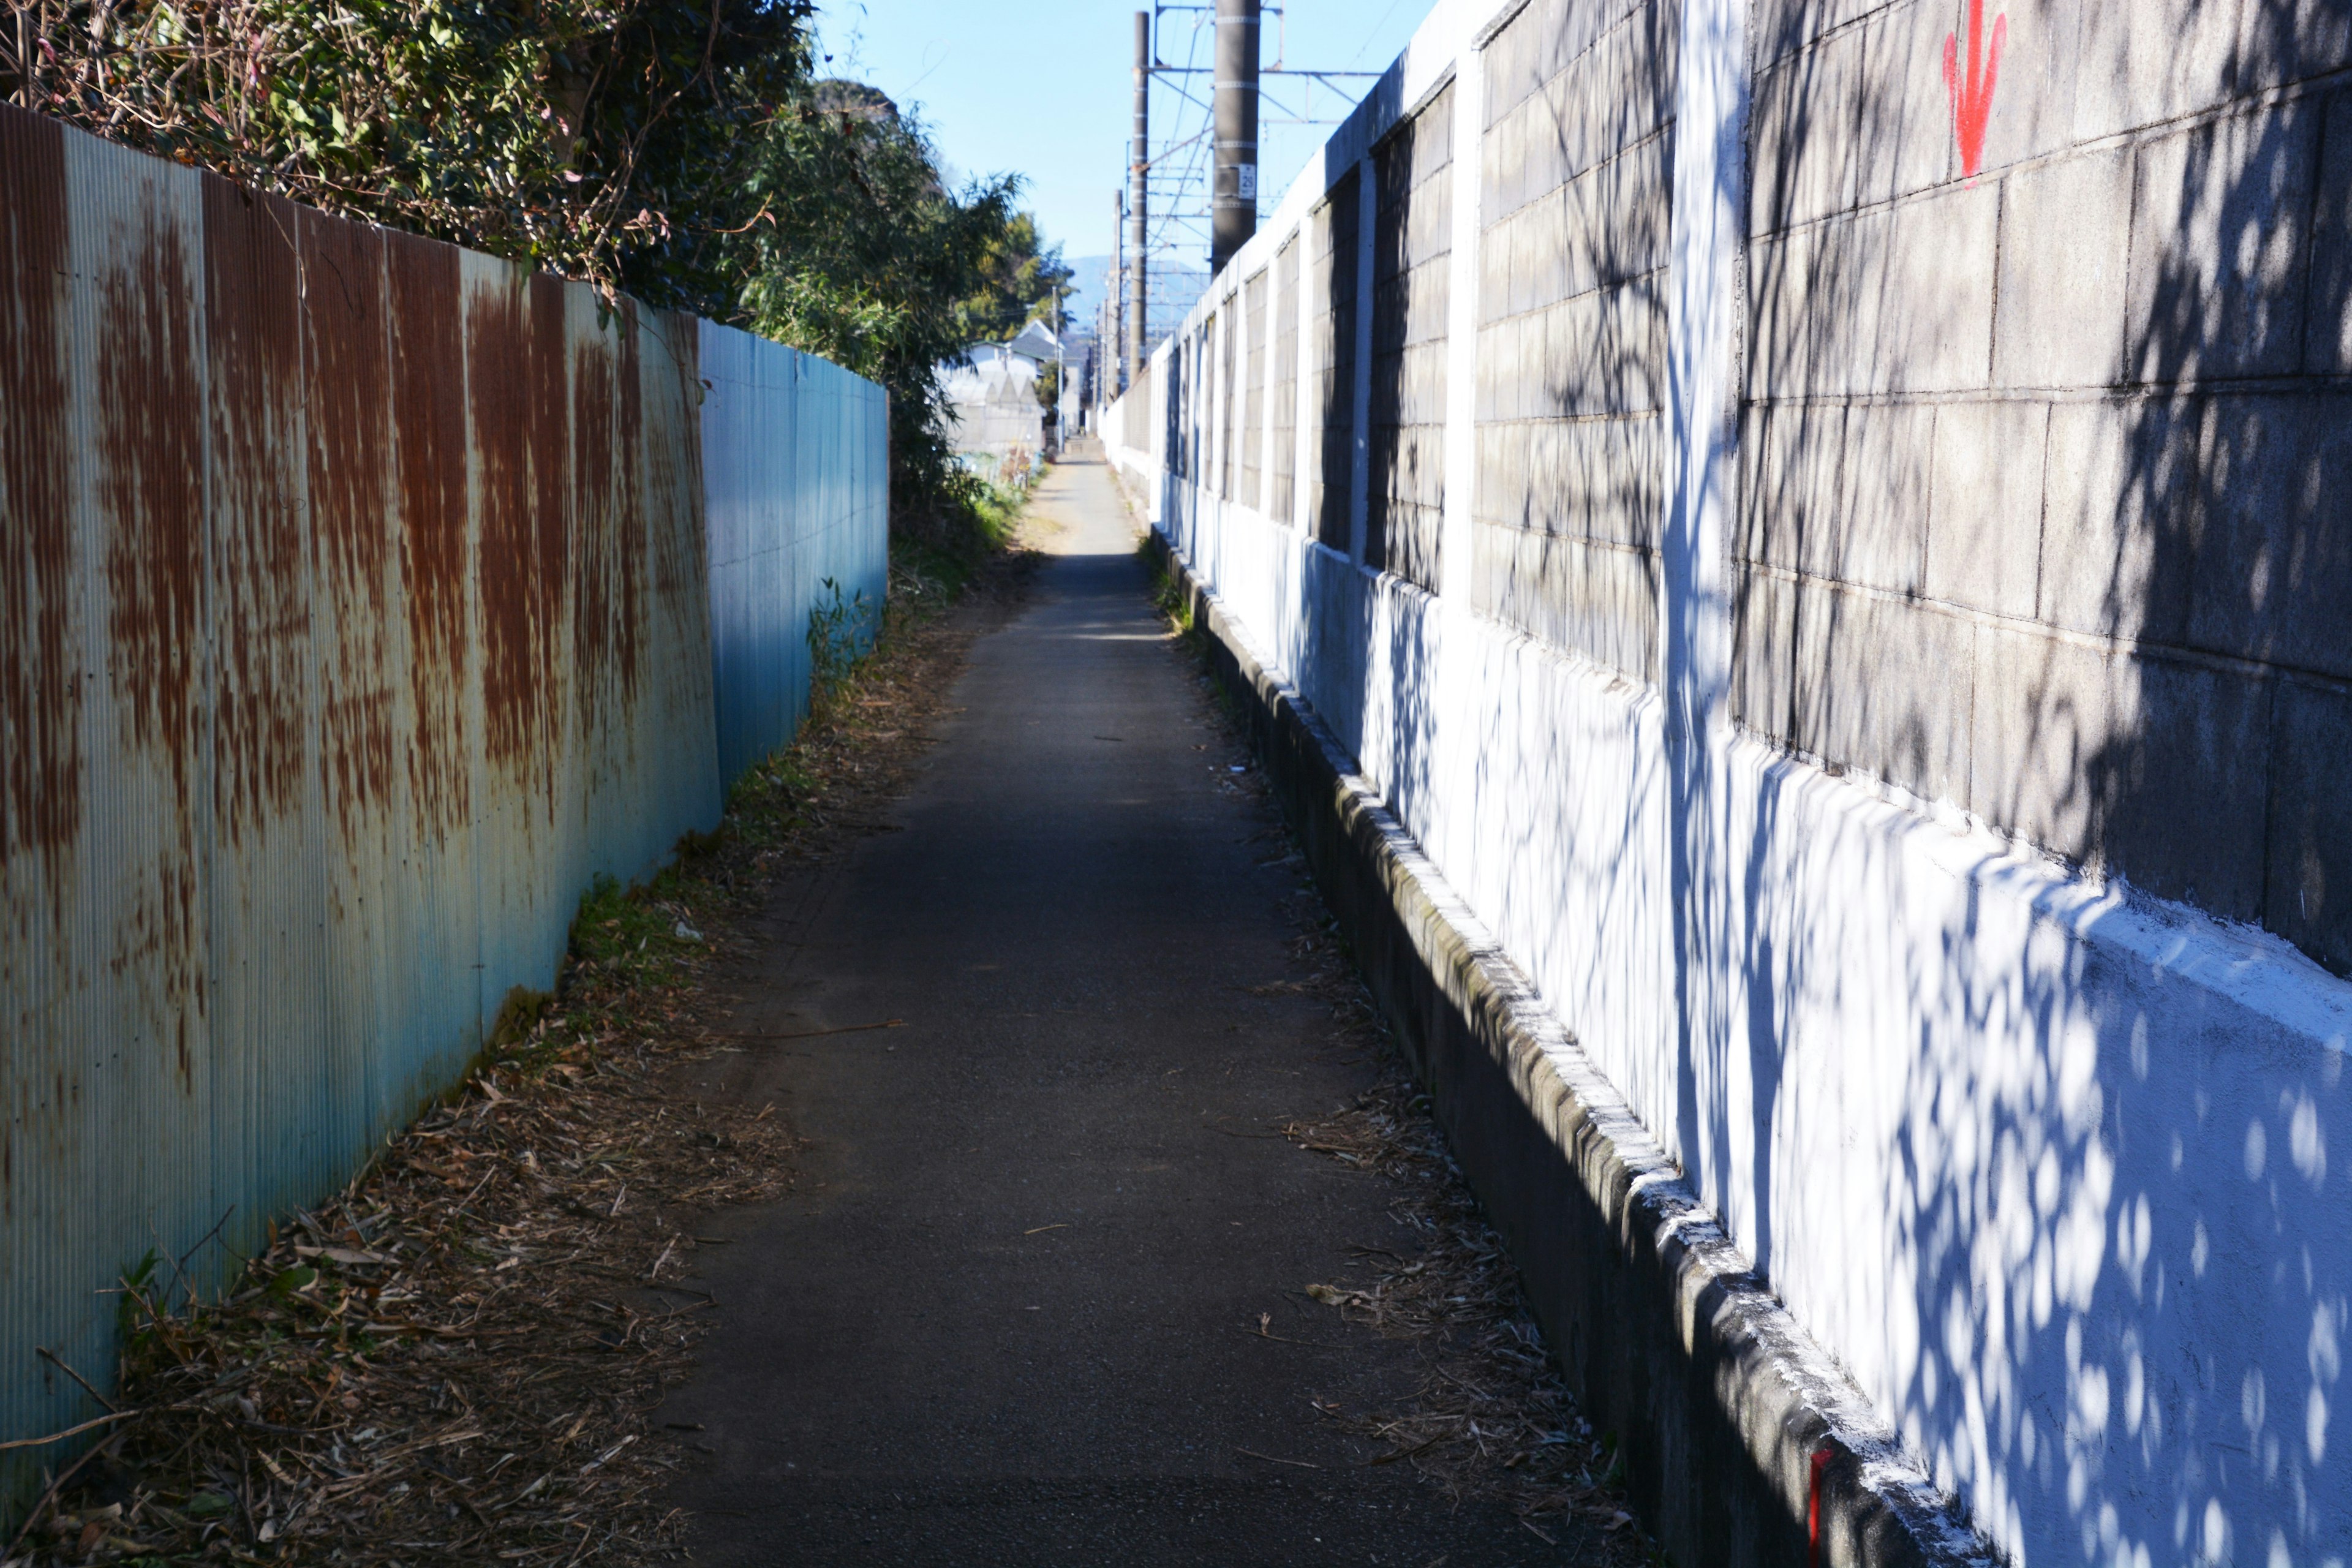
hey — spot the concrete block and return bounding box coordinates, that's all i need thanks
[1521,415,1662,548]
[1746,227,1827,399]
[2303,90,2352,375]
[1749,394,1928,592]
[2236,0,2352,96]
[1479,211,1517,330]
[2072,0,2240,138]
[1594,132,1673,288]
[1483,0,1554,130]
[1474,420,1534,531]
[1924,399,2048,619]
[1875,182,1999,392]
[1969,0,2086,175]
[2037,397,2200,643]
[1732,565,1800,741]
[1750,29,1863,238]
[1969,626,2272,913]
[1752,184,1997,398]
[1834,399,1934,594]
[1992,144,2131,390]
[1539,0,1609,88]
[1526,74,1576,206]
[2188,393,2352,680]
[1744,400,1843,575]
[1535,185,1575,312]
[1795,583,1975,804]
[1534,281,1665,420]
[1754,0,1877,70]
[1473,325,1512,424]
[1852,0,1953,207]
[1738,402,1773,567]
[2264,677,2352,975]
[2128,104,2319,382]
[1471,524,1661,682]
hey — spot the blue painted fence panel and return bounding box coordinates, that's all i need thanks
[701,320,891,785]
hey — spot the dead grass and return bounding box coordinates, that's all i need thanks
[9,530,1036,1568]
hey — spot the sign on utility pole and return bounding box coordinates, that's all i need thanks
[1210,0,1259,276]
[1128,10,1150,398]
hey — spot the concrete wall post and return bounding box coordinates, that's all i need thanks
[1348,157,1376,565]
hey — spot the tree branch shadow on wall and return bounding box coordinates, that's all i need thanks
[1735,2,2351,1562]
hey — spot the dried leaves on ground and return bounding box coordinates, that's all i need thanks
[1275,912,1652,1562]
[1163,646,1658,1562]
[10,537,1033,1568]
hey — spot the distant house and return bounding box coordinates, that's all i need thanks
[938,321,1067,487]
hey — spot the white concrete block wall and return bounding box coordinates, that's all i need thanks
[1112,1,2352,1555]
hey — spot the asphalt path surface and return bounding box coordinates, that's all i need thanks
[657,448,1570,1566]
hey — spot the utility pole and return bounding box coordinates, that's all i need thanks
[1210,0,1260,275]
[1111,187,1128,396]
[1129,10,1150,396]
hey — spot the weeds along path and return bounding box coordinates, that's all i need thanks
[17,510,1037,1568]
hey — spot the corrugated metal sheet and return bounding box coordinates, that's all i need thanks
[701,320,890,784]
[1,104,880,1514]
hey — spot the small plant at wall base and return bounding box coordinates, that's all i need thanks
[808,576,876,706]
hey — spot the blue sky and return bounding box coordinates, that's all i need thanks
[809,0,1431,274]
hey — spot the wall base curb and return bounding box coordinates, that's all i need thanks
[1145,527,1994,1568]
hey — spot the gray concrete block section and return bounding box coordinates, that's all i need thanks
[2072,0,2241,139]
[1750,28,1863,238]
[2187,392,2352,680]
[1153,532,1996,1568]
[1732,565,1800,739]
[1836,400,1935,594]
[1924,399,2048,620]
[1529,277,1668,418]
[2302,90,2352,375]
[1469,522,1660,681]
[1852,0,1955,206]
[1794,582,1974,805]
[1475,415,1662,549]
[2265,677,2352,976]
[1744,400,1931,597]
[1752,0,1879,69]
[2127,105,2320,383]
[1992,144,2131,389]
[1970,0,2086,174]
[2037,396,2199,643]
[1749,183,1997,398]
[2237,0,2352,94]
[1969,625,2274,914]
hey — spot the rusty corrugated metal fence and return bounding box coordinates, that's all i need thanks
[0,104,888,1506]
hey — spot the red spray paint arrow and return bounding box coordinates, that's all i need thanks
[1942,0,2007,180]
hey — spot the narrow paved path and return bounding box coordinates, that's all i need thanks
[658,448,1560,1566]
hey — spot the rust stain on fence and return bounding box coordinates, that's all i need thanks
[0,110,79,883]
[203,176,310,850]
[387,230,471,837]
[95,180,206,1080]
[303,209,398,845]
[468,271,575,791]
[573,323,643,720]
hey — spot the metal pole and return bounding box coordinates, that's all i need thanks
[1210,0,1260,276]
[1129,10,1151,397]
[1111,187,1127,396]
